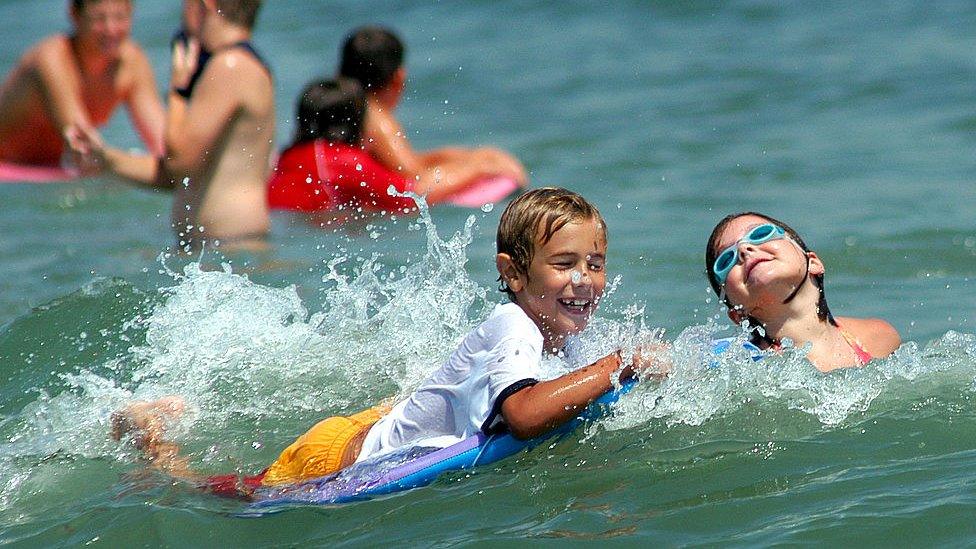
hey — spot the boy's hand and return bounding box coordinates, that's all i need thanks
[629,343,672,379]
[63,124,105,176]
[170,37,200,93]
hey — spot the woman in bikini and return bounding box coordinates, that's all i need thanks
[705,212,901,372]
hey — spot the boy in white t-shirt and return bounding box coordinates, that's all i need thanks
[112,187,638,496]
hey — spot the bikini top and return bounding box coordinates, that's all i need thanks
[837,324,873,366]
[759,322,873,367]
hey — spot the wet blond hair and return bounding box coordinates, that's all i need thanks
[496,187,607,301]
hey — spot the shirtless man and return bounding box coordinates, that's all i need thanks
[339,26,528,198]
[71,0,273,251]
[0,0,164,168]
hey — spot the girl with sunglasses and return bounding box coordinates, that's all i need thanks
[705,212,900,372]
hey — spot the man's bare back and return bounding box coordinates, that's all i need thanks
[0,0,163,167]
[169,45,274,249]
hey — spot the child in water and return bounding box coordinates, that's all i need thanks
[114,187,643,496]
[268,77,520,223]
[267,77,416,220]
[705,212,901,372]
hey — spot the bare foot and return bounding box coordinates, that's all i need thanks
[111,396,185,458]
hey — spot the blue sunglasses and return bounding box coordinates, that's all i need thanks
[712,223,787,285]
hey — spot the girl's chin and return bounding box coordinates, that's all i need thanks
[738,292,795,315]
[745,265,781,286]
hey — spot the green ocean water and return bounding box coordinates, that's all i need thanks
[2,1,976,546]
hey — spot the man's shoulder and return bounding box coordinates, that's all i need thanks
[207,46,270,81]
[192,48,272,110]
[28,34,73,67]
[115,38,152,66]
[363,103,401,136]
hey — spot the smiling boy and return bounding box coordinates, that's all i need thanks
[113,187,640,493]
[253,187,638,487]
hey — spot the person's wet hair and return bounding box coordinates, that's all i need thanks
[214,0,262,30]
[339,26,404,91]
[72,0,130,13]
[293,77,366,146]
[705,212,835,345]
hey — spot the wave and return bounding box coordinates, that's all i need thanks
[0,206,974,524]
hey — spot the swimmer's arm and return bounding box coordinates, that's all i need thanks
[364,109,426,178]
[35,38,91,134]
[99,148,166,187]
[410,149,528,203]
[501,352,633,440]
[412,159,506,204]
[123,47,165,157]
[415,147,467,165]
[64,121,166,186]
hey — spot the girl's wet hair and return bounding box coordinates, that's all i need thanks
[293,77,366,147]
[705,212,835,345]
[496,187,607,302]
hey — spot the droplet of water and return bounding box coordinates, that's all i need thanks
[481,203,494,213]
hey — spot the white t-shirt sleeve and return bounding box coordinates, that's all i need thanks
[479,333,543,433]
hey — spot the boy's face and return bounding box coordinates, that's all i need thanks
[501,216,607,351]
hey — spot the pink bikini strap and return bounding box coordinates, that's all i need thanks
[837,324,873,365]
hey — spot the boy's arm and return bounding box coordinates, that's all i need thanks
[500,352,631,440]
[364,108,426,178]
[123,46,165,157]
[64,124,166,187]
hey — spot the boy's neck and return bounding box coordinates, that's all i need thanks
[368,88,399,111]
[202,16,251,51]
[511,301,566,355]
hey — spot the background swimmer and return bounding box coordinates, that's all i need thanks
[269,77,527,223]
[0,0,163,168]
[69,0,274,251]
[338,26,529,198]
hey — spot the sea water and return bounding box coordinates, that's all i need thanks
[2,1,976,546]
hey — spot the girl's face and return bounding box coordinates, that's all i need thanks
[712,214,822,319]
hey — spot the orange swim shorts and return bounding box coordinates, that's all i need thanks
[260,405,388,486]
